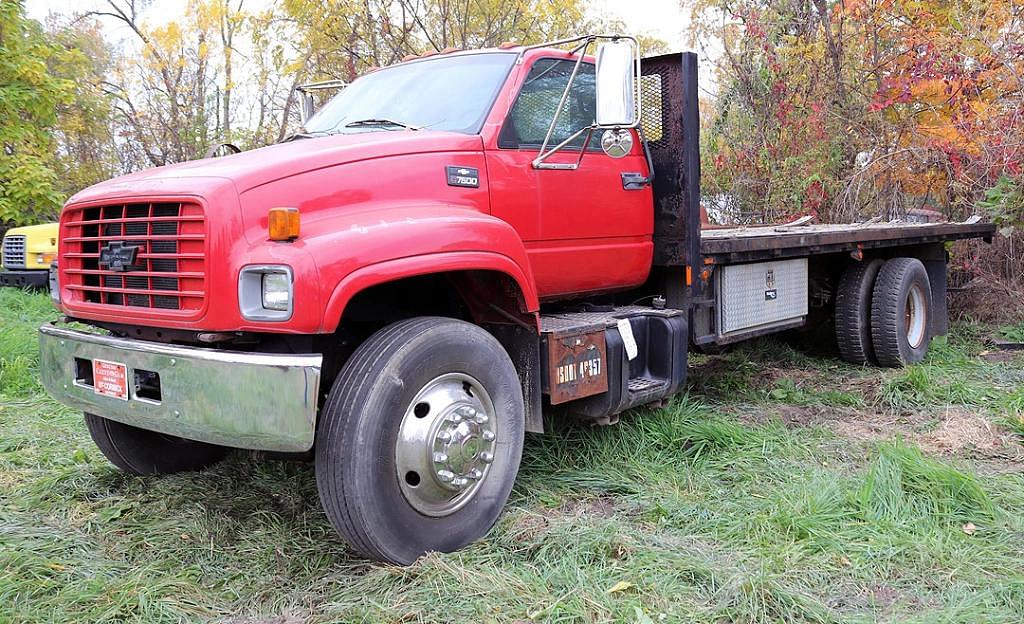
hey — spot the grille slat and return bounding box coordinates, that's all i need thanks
[2,235,27,269]
[61,201,205,313]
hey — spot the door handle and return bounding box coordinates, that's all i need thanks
[621,172,652,190]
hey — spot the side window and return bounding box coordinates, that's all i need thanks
[499,59,596,150]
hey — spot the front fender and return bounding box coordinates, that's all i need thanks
[306,205,539,332]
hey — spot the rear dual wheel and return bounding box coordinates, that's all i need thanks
[835,257,932,367]
[835,258,884,365]
[870,258,932,367]
[315,317,525,564]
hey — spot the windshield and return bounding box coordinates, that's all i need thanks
[304,52,517,136]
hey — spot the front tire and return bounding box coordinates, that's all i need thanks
[84,413,229,475]
[315,317,525,564]
[870,258,932,367]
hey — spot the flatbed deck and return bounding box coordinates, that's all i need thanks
[700,221,995,263]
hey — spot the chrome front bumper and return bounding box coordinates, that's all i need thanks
[38,323,322,452]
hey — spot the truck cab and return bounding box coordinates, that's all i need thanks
[49,42,653,335]
[37,35,994,565]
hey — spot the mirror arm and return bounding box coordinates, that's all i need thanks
[516,33,629,63]
[636,125,656,184]
[529,34,644,169]
[533,126,595,170]
[536,40,591,161]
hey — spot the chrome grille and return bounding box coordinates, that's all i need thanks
[2,235,27,269]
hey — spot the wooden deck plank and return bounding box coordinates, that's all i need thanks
[699,222,995,261]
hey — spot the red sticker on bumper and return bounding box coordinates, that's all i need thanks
[93,359,129,400]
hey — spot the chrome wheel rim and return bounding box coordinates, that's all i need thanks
[905,284,927,349]
[395,373,497,517]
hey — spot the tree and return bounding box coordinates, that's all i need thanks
[0,0,71,226]
[90,0,223,166]
[46,16,120,197]
[689,0,1024,226]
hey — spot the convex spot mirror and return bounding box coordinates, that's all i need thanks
[601,129,633,158]
[595,39,638,127]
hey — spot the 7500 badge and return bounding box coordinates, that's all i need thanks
[446,165,480,188]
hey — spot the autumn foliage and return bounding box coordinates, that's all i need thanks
[692,0,1024,230]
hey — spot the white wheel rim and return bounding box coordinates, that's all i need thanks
[394,373,497,517]
[905,284,927,349]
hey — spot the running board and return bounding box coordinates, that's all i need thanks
[539,306,688,421]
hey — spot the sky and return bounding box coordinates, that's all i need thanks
[26,0,695,52]
[590,0,691,49]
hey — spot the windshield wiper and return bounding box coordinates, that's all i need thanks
[343,118,421,131]
[280,130,337,142]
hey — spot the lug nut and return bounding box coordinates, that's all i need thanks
[452,477,468,487]
[482,430,495,441]
[468,468,483,480]
[436,430,452,442]
[433,452,448,463]
[449,413,462,423]
[480,451,494,464]
[436,470,455,483]
[474,413,489,424]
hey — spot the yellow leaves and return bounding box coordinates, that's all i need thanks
[150,21,184,50]
[607,580,635,594]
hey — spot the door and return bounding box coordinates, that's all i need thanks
[486,57,653,299]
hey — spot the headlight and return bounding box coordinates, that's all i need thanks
[261,272,291,311]
[238,265,293,321]
[36,252,56,266]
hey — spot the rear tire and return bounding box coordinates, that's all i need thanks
[835,259,883,365]
[84,413,228,475]
[870,258,932,367]
[315,317,525,564]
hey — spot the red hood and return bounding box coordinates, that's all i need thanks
[69,130,484,202]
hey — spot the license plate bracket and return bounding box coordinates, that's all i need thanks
[545,329,608,404]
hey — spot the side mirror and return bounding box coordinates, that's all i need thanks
[595,39,637,127]
[300,92,316,123]
[296,80,348,123]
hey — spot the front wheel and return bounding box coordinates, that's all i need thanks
[84,413,228,475]
[315,317,525,564]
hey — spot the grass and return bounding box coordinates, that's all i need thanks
[2,287,1024,623]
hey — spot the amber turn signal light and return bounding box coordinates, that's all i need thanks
[268,207,300,241]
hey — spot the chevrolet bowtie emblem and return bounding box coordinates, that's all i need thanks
[98,241,141,272]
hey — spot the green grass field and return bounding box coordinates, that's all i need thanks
[2,288,1023,623]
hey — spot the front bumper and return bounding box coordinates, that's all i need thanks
[38,323,322,452]
[0,269,48,289]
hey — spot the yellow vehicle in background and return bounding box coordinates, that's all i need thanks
[1,222,58,289]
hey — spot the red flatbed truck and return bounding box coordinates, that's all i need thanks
[39,35,995,564]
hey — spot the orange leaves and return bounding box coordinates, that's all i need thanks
[697,0,1024,224]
